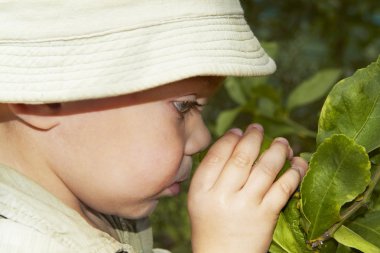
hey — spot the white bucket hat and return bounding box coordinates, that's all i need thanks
[0,0,276,104]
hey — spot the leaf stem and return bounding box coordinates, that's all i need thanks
[255,112,318,138]
[283,118,318,138]
[308,164,380,249]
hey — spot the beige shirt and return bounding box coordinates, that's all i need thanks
[0,164,170,253]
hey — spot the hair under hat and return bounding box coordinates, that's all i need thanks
[0,0,276,104]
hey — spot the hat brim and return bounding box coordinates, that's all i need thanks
[0,15,276,103]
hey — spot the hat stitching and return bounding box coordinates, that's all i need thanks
[0,23,259,68]
[0,59,276,103]
[0,30,254,58]
[0,17,250,50]
[0,61,270,91]
[0,36,259,70]
[0,45,266,77]
[0,14,244,44]
[1,53,270,87]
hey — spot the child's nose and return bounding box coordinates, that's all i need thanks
[185,119,211,156]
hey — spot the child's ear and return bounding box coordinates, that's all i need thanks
[7,103,61,130]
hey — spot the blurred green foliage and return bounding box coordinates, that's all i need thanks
[151,1,380,252]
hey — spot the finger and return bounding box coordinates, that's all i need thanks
[243,137,292,201]
[261,157,308,213]
[190,128,242,192]
[213,124,264,191]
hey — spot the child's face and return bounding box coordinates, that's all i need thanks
[48,77,220,219]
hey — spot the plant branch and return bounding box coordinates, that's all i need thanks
[308,164,380,249]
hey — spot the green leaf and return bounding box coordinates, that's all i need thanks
[261,41,279,60]
[269,242,288,253]
[215,107,242,136]
[258,97,277,117]
[333,226,380,253]
[347,211,380,248]
[224,77,248,105]
[224,76,279,105]
[249,84,281,103]
[271,197,311,253]
[336,243,354,253]
[300,134,371,240]
[300,152,313,162]
[372,192,380,211]
[286,68,342,111]
[317,56,380,152]
[256,117,299,138]
[256,115,317,139]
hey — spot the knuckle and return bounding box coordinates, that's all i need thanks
[259,161,278,178]
[203,150,223,166]
[278,169,301,196]
[231,151,252,168]
[203,134,240,166]
[289,167,302,183]
[278,180,295,197]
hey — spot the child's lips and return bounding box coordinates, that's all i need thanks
[167,182,181,196]
[164,176,188,196]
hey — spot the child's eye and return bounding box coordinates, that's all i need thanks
[172,100,203,116]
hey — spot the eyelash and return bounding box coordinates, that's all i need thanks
[172,100,203,117]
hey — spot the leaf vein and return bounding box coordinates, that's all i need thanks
[309,152,348,238]
[352,82,380,146]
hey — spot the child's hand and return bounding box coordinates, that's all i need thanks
[188,124,308,253]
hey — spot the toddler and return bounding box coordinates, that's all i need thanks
[0,1,307,252]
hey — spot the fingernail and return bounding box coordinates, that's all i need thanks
[291,157,308,177]
[292,166,306,178]
[274,137,289,146]
[273,137,293,159]
[247,123,264,132]
[291,166,302,178]
[288,147,294,160]
[228,128,243,136]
